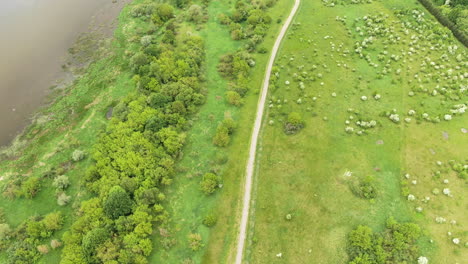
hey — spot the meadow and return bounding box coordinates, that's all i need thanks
[248,0,467,263]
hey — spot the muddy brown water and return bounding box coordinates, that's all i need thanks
[0,0,130,147]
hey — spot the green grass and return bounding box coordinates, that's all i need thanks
[248,0,467,263]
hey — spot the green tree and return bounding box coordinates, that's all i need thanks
[104,186,133,220]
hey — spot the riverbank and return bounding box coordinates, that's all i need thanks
[0,0,131,147]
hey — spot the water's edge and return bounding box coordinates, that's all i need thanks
[0,0,131,147]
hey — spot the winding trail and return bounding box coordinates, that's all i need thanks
[234,0,301,263]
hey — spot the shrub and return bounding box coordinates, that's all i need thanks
[187,5,203,23]
[202,214,218,227]
[140,35,153,47]
[37,245,49,254]
[226,91,243,106]
[42,212,64,231]
[349,176,378,199]
[19,177,41,199]
[157,3,175,22]
[213,126,230,147]
[0,223,11,240]
[284,112,304,134]
[52,175,70,191]
[72,149,86,162]
[50,239,62,249]
[200,173,221,195]
[103,186,133,219]
[221,118,236,134]
[347,218,421,263]
[188,233,203,251]
[57,192,71,206]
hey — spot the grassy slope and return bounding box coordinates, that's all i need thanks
[249,0,467,263]
[149,0,294,263]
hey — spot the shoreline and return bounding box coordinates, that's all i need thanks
[0,0,132,148]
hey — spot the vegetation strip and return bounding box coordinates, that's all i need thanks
[234,0,301,263]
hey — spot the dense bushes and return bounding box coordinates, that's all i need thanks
[60,2,208,263]
[418,0,468,46]
[218,0,276,51]
[5,212,64,263]
[347,218,421,264]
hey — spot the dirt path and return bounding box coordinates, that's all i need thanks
[234,0,301,263]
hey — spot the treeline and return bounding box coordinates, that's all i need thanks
[418,0,468,46]
[58,2,207,263]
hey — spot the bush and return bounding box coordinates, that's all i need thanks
[226,91,243,106]
[0,223,12,240]
[202,214,218,227]
[52,175,70,191]
[188,233,203,251]
[19,178,41,199]
[213,126,230,147]
[187,4,203,23]
[349,176,378,199]
[72,149,86,162]
[347,218,421,263]
[200,173,221,195]
[50,239,62,249]
[284,112,304,134]
[42,212,63,231]
[57,192,71,206]
[37,245,49,254]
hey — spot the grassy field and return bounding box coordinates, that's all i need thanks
[248,0,467,263]
[149,0,295,263]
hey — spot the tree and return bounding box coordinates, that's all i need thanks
[200,173,220,195]
[82,228,109,260]
[104,186,133,219]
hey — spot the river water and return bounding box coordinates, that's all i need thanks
[0,0,129,146]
